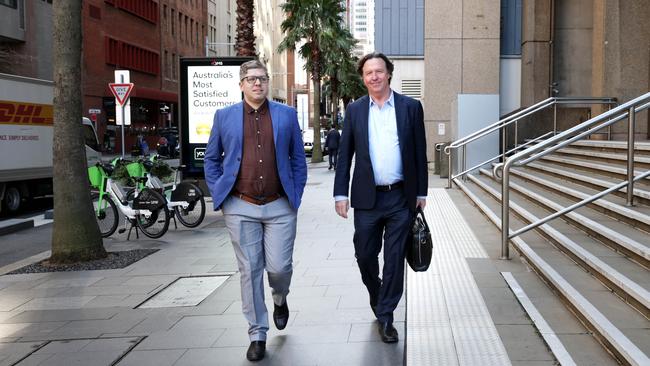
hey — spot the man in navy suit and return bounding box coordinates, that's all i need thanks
[204,60,307,361]
[334,52,428,343]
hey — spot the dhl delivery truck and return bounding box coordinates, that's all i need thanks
[0,73,100,214]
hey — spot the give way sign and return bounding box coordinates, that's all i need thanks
[109,83,134,105]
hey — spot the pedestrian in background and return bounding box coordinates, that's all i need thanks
[203,60,307,362]
[333,52,428,343]
[325,126,341,170]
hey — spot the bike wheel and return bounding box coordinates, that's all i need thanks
[135,188,170,238]
[91,192,119,237]
[173,183,206,228]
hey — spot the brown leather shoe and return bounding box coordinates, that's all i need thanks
[246,341,266,361]
[377,321,398,343]
[273,301,289,330]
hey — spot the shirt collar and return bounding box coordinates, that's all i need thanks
[369,90,394,108]
[244,99,269,115]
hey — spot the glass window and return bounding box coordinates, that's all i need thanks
[500,0,522,56]
[0,0,17,9]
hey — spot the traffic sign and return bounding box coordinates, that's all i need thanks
[109,83,134,105]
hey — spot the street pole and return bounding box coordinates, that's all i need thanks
[120,74,125,158]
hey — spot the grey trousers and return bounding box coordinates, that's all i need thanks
[222,195,297,341]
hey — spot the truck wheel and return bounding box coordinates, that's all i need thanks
[3,186,21,212]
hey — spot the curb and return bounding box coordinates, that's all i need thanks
[0,219,34,236]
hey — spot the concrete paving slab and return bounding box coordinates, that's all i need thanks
[114,349,186,366]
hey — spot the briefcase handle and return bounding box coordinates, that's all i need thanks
[416,207,430,232]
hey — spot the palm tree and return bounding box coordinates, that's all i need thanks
[321,26,357,128]
[50,0,106,263]
[235,0,256,56]
[278,0,345,163]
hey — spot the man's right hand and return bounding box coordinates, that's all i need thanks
[335,199,349,219]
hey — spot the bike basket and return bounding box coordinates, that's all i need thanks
[88,166,104,189]
[126,162,145,177]
[171,182,202,203]
[133,189,165,211]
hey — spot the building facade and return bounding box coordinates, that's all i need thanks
[374,0,424,102]
[207,0,236,57]
[424,0,650,167]
[350,0,375,57]
[0,0,53,79]
[82,0,206,153]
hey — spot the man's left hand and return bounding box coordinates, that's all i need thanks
[416,198,426,210]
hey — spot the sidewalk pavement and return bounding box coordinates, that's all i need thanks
[0,161,404,366]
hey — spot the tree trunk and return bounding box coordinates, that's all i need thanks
[311,78,323,163]
[236,0,256,56]
[50,0,106,263]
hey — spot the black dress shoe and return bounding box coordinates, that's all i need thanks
[246,341,266,361]
[273,301,289,330]
[377,321,398,343]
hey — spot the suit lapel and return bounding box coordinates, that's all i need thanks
[393,92,408,154]
[360,96,370,153]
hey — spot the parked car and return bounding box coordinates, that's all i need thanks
[303,129,327,156]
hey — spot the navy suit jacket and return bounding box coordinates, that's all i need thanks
[333,92,427,211]
[203,100,308,211]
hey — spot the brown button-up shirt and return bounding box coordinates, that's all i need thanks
[233,100,283,199]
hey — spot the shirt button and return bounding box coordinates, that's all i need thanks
[259,176,263,179]
[258,145,261,148]
[257,131,260,134]
[259,160,263,163]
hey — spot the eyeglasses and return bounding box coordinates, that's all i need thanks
[241,76,269,85]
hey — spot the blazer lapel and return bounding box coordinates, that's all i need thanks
[268,100,280,145]
[232,102,244,148]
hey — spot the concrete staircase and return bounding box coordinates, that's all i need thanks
[454,140,650,365]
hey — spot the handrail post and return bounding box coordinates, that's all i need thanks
[462,145,467,181]
[607,103,613,140]
[501,161,511,259]
[553,103,558,135]
[447,150,452,189]
[514,119,518,148]
[501,124,507,161]
[626,106,635,206]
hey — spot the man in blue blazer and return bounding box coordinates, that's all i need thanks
[334,52,428,343]
[204,60,307,362]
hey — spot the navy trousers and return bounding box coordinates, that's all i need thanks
[353,187,412,323]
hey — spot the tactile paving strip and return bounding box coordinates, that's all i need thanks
[406,188,511,366]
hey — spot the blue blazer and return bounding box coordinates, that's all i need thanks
[333,92,428,211]
[204,100,307,211]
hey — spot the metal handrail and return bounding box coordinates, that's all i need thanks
[499,92,650,259]
[444,97,617,188]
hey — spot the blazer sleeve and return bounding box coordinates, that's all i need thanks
[413,100,428,197]
[333,106,355,197]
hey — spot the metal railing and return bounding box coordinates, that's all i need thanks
[494,92,650,259]
[444,97,617,188]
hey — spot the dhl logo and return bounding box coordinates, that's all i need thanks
[0,101,53,125]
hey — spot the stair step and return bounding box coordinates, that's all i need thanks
[541,155,650,179]
[484,168,650,267]
[556,147,650,166]
[571,140,650,154]
[511,166,650,231]
[471,172,650,316]
[528,161,650,203]
[455,178,650,365]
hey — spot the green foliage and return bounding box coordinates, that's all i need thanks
[110,161,135,187]
[150,159,173,180]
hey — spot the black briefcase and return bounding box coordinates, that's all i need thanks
[407,207,433,272]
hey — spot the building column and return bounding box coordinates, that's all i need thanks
[521,0,553,106]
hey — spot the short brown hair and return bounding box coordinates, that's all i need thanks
[240,60,268,80]
[357,52,394,82]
